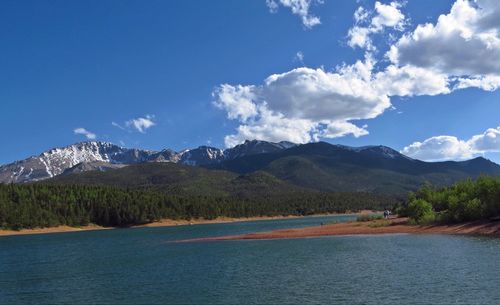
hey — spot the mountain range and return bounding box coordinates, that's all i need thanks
[0,140,295,183]
[1,140,500,194]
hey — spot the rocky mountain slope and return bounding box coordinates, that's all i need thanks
[2,140,499,193]
[0,140,295,183]
[5,141,496,195]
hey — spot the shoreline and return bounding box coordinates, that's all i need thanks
[180,218,500,242]
[0,212,371,237]
[0,224,112,237]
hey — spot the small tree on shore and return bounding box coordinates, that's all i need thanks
[407,199,435,224]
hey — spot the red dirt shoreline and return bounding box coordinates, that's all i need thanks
[0,213,362,237]
[179,218,500,242]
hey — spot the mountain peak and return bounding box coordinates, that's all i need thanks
[225,139,296,160]
[2,140,497,185]
[179,146,224,166]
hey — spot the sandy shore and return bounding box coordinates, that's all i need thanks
[0,212,366,237]
[135,215,302,228]
[0,224,111,236]
[180,218,500,242]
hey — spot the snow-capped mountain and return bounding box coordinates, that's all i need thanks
[224,140,296,160]
[0,142,153,183]
[148,149,181,163]
[0,140,297,183]
[179,146,225,166]
[349,145,413,160]
[1,139,499,186]
[62,161,127,175]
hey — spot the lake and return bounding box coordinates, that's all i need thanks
[1,214,500,304]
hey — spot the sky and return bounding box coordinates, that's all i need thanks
[1,0,499,164]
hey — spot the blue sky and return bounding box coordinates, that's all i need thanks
[1,0,499,164]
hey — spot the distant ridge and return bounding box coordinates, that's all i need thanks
[212,141,500,193]
[0,140,296,183]
[1,140,499,194]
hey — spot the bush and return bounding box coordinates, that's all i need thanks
[407,199,435,224]
[408,176,500,224]
[417,212,436,225]
[393,204,408,217]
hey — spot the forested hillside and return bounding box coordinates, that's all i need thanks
[2,141,499,230]
[0,183,399,230]
[214,142,500,193]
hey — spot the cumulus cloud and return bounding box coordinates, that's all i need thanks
[371,1,406,30]
[388,0,500,90]
[113,115,156,133]
[213,85,258,122]
[401,136,473,161]
[320,121,369,138]
[455,75,500,91]
[374,65,450,96]
[266,0,322,28]
[223,106,318,148]
[213,48,460,147]
[401,126,500,161]
[125,115,156,133]
[348,1,406,50]
[74,128,96,140]
[215,0,500,147]
[214,55,387,147]
[259,62,390,122]
[469,126,500,152]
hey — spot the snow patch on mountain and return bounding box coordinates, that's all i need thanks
[0,139,299,183]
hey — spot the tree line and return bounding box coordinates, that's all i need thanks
[399,176,500,224]
[0,183,399,230]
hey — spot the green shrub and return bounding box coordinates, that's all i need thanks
[464,198,483,220]
[409,176,500,224]
[407,199,435,224]
[418,212,436,225]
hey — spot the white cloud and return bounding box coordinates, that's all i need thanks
[348,26,373,50]
[215,0,500,147]
[320,121,369,138]
[125,115,156,133]
[223,106,318,148]
[469,126,500,152]
[74,128,96,140]
[260,60,390,122]
[401,126,500,161]
[213,51,460,147]
[455,75,500,91]
[348,1,406,50]
[294,51,304,63]
[213,85,258,122]
[214,55,388,147]
[388,0,500,90]
[374,64,450,96]
[111,121,125,130]
[266,0,322,29]
[372,1,405,30]
[354,6,369,24]
[401,136,473,161]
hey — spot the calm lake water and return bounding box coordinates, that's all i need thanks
[1,214,500,304]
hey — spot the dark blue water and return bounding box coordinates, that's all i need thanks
[1,214,500,304]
